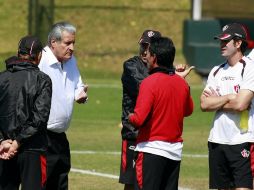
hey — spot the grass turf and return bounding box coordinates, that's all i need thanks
[68,84,212,190]
[0,1,213,189]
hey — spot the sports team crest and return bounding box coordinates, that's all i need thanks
[147,31,155,37]
[234,84,240,93]
[241,149,250,158]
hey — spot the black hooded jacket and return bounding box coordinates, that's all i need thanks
[0,56,52,152]
[121,56,148,140]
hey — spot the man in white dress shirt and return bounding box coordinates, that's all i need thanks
[39,21,88,190]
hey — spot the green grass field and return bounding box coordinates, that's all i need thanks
[66,82,213,190]
[0,1,214,189]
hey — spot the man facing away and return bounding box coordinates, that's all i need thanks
[39,21,88,190]
[0,35,52,190]
[200,23,254,190]
[120,30,195,190]
[129,36,194,190]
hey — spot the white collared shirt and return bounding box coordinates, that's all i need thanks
[39,46,85,133]
[205,56,254,144]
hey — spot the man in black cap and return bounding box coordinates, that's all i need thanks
[200,23,254,190]
[119,29,161,190]
[0,35,52,190]
[119,30,194,190]
[128,36,194,190]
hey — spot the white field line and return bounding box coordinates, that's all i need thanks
[71,150,208,158]
[89,83,204,90]
[71,168,118,179]
[90,84,121,88]
[70,168,192,190]
[71,150,120,155]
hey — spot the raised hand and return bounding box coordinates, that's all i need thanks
[175,64,195,78]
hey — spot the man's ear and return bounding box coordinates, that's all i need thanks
[153,55,158,66]
[34,52,42,65]
[51,39,57,48]
[235,39,242,49]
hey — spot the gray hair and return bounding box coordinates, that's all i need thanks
[47,21,76,46]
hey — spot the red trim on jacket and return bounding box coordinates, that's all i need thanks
[40,155,47,187]
[136,152,144,189]
[129,72,193,144]
[121,140,128,172]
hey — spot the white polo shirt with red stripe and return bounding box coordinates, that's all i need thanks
[205,56,254,145]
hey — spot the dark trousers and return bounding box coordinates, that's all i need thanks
[0,151,46,190]
[134,152,180,190]
[46,131,71,190]
[208,142,253,189]
[119,140,136,185]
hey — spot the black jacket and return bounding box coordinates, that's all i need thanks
[0,56,52,152]
[121,56,148,140]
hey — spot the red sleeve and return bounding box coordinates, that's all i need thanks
[129,80,154,127]
[184,88,194,117]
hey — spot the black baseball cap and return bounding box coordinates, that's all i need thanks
[139,30,162,44]
[18,35,43,55]
[214,23,247,41]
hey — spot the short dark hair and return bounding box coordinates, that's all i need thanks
[18,35,43,61]
[148,37,175,69]
[233,37,248,54]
